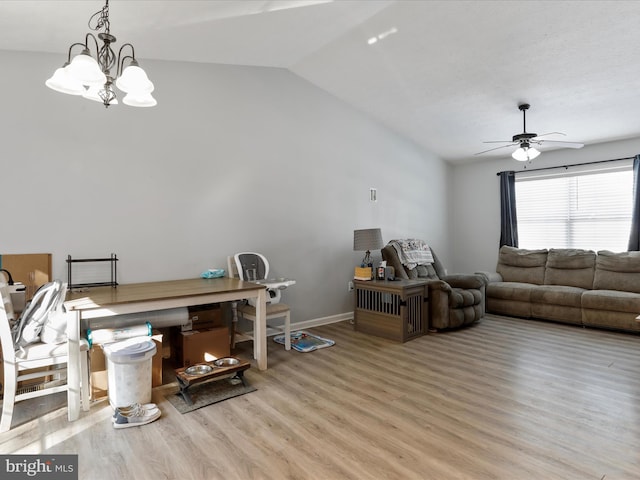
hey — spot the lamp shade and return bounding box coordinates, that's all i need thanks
[353,228,384,252]
[66,51,107,86]
[122,92,157,107]
[115,65,154,94]
[512,146,540,162]
[45,65,86,95]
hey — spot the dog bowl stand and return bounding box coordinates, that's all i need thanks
[174,358,251,405]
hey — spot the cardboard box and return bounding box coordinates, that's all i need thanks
[0,253,52,301]
[183,304,224,331]
[90,345,109,400]
[157,327,172,359]
[174,326,230,367]
[151,330,163,387]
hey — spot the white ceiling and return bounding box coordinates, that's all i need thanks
[2,0,640,164]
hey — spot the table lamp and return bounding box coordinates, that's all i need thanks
[353,228,384,266]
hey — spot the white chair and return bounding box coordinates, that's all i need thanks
[227,253,292,351]
[0,281,89,432]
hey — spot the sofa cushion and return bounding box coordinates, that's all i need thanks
[543,248,596,289]
[530,285,584,324]
[449,287,483,308]
[486,282,533,317]
[496,246,548,285]
[593,250,640,294]
[487,282,536,302]
[582,289,640,332]
[414,264,438,279]
[581,289,640,313]
[530,285,585,308]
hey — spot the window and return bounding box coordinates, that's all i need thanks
[515,161,634,251]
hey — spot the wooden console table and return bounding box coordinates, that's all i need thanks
[64,277,267,421]
[354,279,429,342]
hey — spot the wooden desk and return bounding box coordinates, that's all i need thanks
[64,277,267,421]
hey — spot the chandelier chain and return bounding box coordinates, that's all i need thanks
[89,0,111,35]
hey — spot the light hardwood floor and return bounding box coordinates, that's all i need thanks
[1,315,640,479]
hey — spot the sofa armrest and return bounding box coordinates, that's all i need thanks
[475,271,503,284]
[441,273,486,289]
[424,279,452,294]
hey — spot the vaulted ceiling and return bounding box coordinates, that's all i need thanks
[2,0,639,163]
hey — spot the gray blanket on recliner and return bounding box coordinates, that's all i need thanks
[388,239,434,270]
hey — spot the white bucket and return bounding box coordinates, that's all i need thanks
[103,336,157,409]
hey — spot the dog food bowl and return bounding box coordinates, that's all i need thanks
[213,357,240,367]
[185,364,213,376]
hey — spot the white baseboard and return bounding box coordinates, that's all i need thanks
[289,311,353,331]
[247,312,354,338]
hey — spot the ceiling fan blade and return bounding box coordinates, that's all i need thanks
[535,132,567,138]
[535,140,584,149]
[479,104,584,156]
[474,143,518,155]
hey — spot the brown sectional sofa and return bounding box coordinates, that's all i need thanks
[480,246,640,333]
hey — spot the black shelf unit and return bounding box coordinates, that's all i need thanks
[67,253,118,289]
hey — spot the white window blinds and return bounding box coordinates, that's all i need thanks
[515,161,634,251]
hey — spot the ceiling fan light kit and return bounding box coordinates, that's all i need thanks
[512,144,540,162]
[45,0,156,108]
[475,103,584,161]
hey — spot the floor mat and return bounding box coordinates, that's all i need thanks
[273,331,335,352]
[165,378,256,414]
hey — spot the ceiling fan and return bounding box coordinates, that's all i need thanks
[475,103,584,161]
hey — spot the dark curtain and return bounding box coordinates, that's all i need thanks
[628,155,640,251]
[499,171,518,247]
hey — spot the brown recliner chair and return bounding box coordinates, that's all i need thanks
[381,243,486,330]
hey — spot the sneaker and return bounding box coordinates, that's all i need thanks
[112,403,157,422]
[113,404,161,429]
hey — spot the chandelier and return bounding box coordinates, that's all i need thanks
[45,0,156,108]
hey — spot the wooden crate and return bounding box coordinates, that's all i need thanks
[354,279,429,342]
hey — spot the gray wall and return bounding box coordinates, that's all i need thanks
[0,51,450,325]
[450,137,640,275]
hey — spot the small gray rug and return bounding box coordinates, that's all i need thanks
[165,378,256,414]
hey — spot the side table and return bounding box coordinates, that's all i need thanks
[353,279,429,342]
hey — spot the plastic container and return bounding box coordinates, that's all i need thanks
[103,336,157,409]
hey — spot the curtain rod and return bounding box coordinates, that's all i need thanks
[496,155,636,176]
